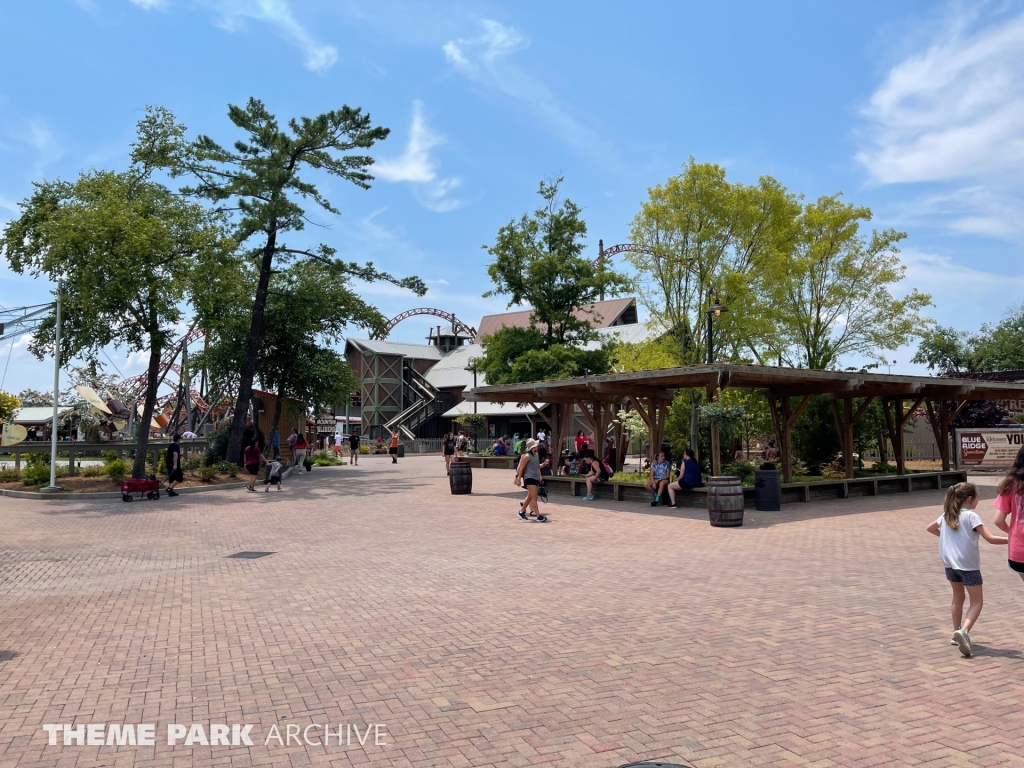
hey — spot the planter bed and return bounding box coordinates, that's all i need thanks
[538,470,967,509]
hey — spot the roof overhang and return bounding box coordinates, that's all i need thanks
[463,364,1024,404]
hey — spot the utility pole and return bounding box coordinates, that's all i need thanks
[41,282,62,494]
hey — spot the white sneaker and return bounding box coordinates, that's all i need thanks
[953,628,972,657]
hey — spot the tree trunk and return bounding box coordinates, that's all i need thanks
[133,344,163,479]
[226,228,277,463]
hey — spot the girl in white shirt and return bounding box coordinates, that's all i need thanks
[926,482,1007,657]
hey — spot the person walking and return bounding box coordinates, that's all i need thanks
[164,433,183,497]
[515,438,548,522]
[263,457,284,491]
[455,430,468,457]
[243,438,263,493]
[287,428,298,458]
[926,482,1007,657]
[443,432,456,474]
[389,430,400,464]
[292,431,308,473]
[348,432,360,466]
[268,428,281,460]
[666,449,704,508]
[994,445,1024,585]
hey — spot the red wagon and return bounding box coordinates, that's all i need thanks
[121,478,161,502]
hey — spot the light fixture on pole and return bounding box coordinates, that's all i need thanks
[41,281,62,494]
[706,298,728,365]
[464,357,479,415]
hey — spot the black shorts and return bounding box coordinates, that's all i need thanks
[268,476,280,485]
[444,449,454,456]
[167,468,184,483]
[389,446,398,455]
[945,567,983,586]
[246,464,260,476]
[523,478,540,487]
[1009,559,1024,573]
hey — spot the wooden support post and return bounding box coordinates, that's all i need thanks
[706,384,721,478]
[893,399,905,476]
[780,396,793,483]
[940,400,951,471]
[843,397,854,479]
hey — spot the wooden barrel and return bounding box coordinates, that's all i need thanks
[449,461,472,495]
[707,476,744,527]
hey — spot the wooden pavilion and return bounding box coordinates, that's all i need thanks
[462,364,1024,482]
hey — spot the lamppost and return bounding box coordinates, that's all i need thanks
[464,357,479,415]
[706,297,728,365]
[887,359,896,375]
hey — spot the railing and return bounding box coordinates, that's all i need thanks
[385,367,444,439]
[0,439,210,472]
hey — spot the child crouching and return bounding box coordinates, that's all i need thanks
[264,459,284,492]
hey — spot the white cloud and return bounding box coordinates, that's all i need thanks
[857,9,1024,184]
[213,0,337,72]
[374,101,463,212]
[898,248,1024,319]
[443,20,610,158]
[129,0,167,9]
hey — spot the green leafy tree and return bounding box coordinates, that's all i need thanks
[759,195,932,370]
[914,305,1024,375]
[476,326,611,386]
[2,163,229,478]
[484,176,629,344]
[196,259,375,440]
[15,389,51,408]
[133,101,425,463]
[479,177,627,384]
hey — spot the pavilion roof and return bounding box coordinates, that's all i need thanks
[462,363,1024,404]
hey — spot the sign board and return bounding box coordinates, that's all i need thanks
[955,428,1024,469]
[1,423,28,446]
[315,416,339,433]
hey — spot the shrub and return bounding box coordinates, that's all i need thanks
[0,467,22,482]
[23,462,51,486]
[359,445,371,454]
[101,450,119,465]
[183,455,202,471]
[225,463,239,478]
[199,465,217,482]
[80,465,105,477]
[870,460,896,475]
[609,471,647,483]
[820,460,846,480]
[313,458,334,466]
[723,458,756,486]
[105,459,129,483]
[216,460,235,474]
[205,428,229,466]
[157,457,167,475]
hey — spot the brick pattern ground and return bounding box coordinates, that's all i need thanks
[2,456,1024,768]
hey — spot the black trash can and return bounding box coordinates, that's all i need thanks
[396,444,405,458]
[754,469,782,511]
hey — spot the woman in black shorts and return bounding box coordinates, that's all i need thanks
[442,432,456,474]
[243,438,263,493]
[514,438,548,522]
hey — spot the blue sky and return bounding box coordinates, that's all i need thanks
[2,0,1023,393]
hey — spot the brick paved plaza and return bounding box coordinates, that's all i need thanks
[2,456,1024,768]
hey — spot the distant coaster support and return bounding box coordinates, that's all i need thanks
[372,308,477,341]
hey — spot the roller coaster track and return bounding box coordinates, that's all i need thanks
[372,308,477,341]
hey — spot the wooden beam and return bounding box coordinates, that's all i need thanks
[588,382,675,399]
[573,400,599,433]
[899,396,927,428]
[851,396,876,425]
[627,395,653,429]
[707,384,721,477]
[788,394,813,427]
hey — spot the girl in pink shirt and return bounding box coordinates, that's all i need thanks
[994,445,1024,581]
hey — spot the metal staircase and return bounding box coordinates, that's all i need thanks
[384,367,445,440]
